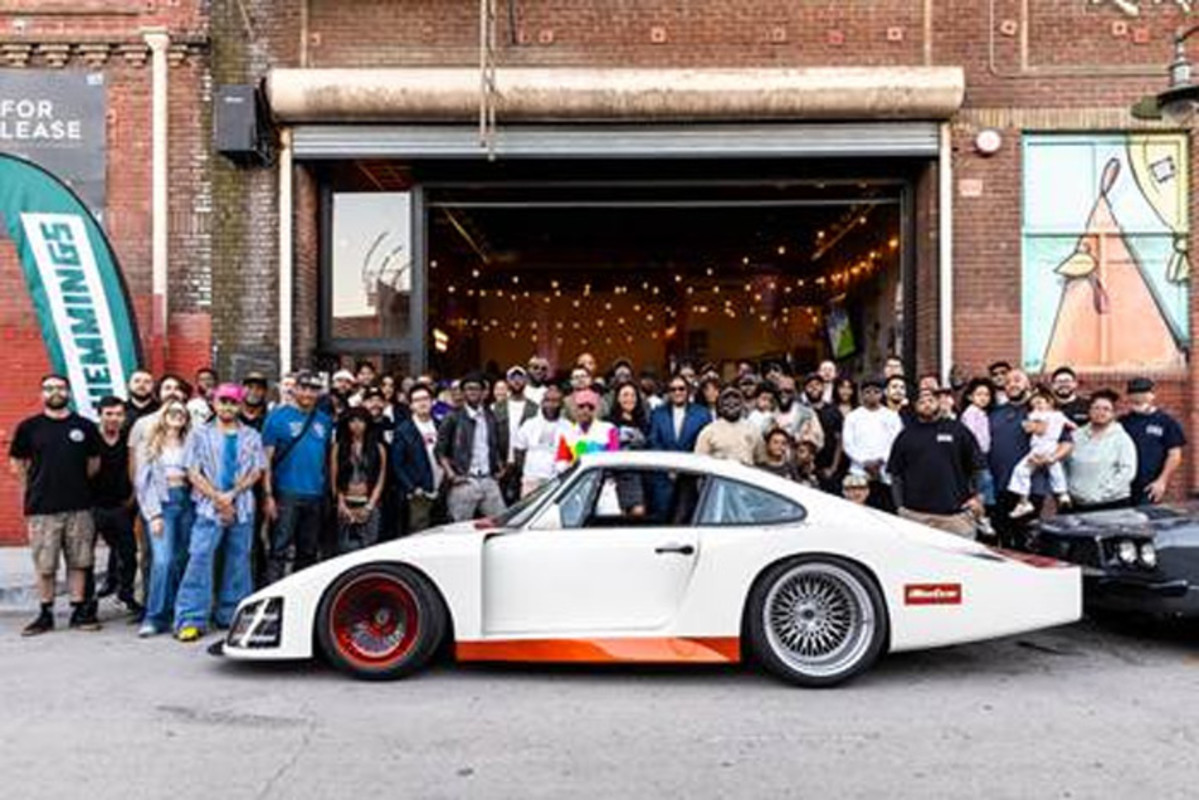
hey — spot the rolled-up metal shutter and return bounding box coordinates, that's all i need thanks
[290,122,940,160]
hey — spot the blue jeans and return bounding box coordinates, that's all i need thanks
[144,487,193,631]
[175,515,253,631]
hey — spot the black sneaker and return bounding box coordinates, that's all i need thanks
[21,607,54,637]
[68,603,102,632]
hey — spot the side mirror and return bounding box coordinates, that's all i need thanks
[528,503,564,531]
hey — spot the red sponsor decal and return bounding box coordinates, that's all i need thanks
[904,583,963,605]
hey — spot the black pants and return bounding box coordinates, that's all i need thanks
[992,491,1043,551]
[866,480,895,513]
[87,506,137,604]
[268,494,323,584]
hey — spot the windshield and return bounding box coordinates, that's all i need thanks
[491,465,576,528]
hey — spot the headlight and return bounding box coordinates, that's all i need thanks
[1139,542,1158,569]
[227,598,283,649]
[1116,540,1138,565]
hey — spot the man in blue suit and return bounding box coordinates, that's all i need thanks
[647,374,711,519]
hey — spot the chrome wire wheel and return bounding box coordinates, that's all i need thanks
[762,562,875,679]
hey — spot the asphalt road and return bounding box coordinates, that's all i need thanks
[2,606,1198,800]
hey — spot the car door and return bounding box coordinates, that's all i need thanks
[482,467,704,635]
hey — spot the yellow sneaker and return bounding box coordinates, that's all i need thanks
[176,626,202,643]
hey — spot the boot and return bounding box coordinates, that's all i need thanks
[68,602,102,631]
[21,604,54,637]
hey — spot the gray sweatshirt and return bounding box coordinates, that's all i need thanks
[1066,423,1138,506]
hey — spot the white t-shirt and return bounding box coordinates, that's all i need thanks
[1029,409,1067,458]
[413,417,443,491]
[842,405,904,479]
[514,414,570,482]
[504,397,533,461]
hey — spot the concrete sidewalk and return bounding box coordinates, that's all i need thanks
[0,545,109,611]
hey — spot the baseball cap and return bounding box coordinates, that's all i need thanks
[241,371,268,387]
[295,370,323,389]
[212,383,244,402]
[332,369,355,383]
[573,388,600,408]
[506,365,528,379]
[842,474,870,490]
[1127,377,1154,394]
[803,371,824,387]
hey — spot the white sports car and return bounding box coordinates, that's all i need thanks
[222,451,1081,687]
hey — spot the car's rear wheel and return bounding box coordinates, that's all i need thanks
[747,557,887,688]
[316,564,446,680]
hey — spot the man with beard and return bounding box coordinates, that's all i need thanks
[88,397,140,615]
[125,369,159,429]
[238,372,270,587]
[694,387,760,466]
[238,372,269,431]
[887,388,984,537]
[842,378,903,511]
[1121,377,1186,506]
[128,374,190,475]
[802,372,844,491]
[988,360,1012,406]
[648,374,712,516]
[437,373,508,522]
[175,384,266,641]
[10,375,103,635]
[513,384,571,497]
[774,375,824,451]
[494,366,537,504]
[525,355,551,406]
[1050,366,1090,427]
[188,367,218,427]
[884,375,915,426]
[987,369,1073,547]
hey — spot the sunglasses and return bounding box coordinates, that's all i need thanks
[669,385,688,392]
[215,398,240,406]
[576,403,597,410]
[165,410,187,419]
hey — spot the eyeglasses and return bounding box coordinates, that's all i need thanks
[41,385,68,393]
[669,385,688,392]
[165,410,187,419]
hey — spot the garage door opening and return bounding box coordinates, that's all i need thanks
[426,181,905,378]
[320,160,919,379]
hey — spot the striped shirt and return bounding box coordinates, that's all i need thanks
[183,421,267,524]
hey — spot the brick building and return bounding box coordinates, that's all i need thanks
[0,0,1196,543]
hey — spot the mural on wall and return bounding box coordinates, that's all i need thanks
[1022,133,1190,373]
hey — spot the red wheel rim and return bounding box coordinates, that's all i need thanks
[329,575,420,668]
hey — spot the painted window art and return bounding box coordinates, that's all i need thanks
[1021,133,1189,372]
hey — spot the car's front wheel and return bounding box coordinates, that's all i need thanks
[316,564,447,680]
[747,557,887,687]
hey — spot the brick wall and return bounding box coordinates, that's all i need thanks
[3,0,1199,544]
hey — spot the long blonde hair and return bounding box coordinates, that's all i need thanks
[144,399,190,461]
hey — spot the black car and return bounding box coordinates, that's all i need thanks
[1031,504,1199,620]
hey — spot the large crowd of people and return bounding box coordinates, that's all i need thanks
[7,353,1186,641]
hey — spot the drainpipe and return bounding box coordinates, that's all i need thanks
[143,28,170,371]
[938,121,954,382]
[278,127,294,376]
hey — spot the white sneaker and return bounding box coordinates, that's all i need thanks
[1056,493,1073,509]
[138,623,159,638]
[1011,500,1036,519]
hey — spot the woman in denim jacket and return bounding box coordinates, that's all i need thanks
[134,399,193,637]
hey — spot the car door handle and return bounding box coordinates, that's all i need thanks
[654,543,695,556]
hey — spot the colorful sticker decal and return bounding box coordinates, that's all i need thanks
[1022,134,1189,372]
[904,583,963,606]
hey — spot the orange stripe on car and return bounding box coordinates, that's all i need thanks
[456,637,741,663]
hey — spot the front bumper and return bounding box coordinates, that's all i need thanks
[1083,572,1199,617]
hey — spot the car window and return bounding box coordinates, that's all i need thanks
[696,478,806,526]
[547,467,705,529]
[558,469,602,529]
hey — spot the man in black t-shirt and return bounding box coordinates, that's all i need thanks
[1050,366,1090,427]
[887,388,983,538]
[124,369,160,431]
[1121,377,1187,505]
[8,374,102,636]
[89,396,140,616]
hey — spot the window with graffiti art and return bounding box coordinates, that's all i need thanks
[1021,134,1190,373]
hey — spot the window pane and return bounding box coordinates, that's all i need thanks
[558,470,602,529]
[698,478,805,526]
[331,192,412,340]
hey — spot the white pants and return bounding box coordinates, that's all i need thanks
[1008,455,1067,497]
